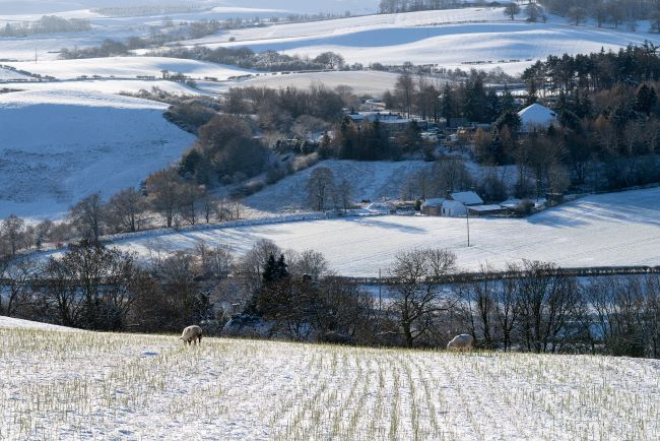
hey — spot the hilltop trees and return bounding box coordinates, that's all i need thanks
[504,3,521,20]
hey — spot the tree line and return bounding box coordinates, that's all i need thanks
[3,240,660,358]
[0,15,91,38]
[539,0,660,24]
[0,180,241,257]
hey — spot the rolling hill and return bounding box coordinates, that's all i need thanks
[0,89,195,219]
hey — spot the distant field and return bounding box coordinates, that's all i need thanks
[217,70,429,96]
[0,78,204,96]
[2,319,659,440]
[183,7,660,73]
[102,187,660,276]
[4,56,254,81]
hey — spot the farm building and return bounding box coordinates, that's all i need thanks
[421,198,445,216]
[449,191,484,206]
[467,204,506,216]
[441,200,467,217]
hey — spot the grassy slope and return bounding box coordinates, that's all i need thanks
[2,323,659,440]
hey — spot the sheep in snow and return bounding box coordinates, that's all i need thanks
[447,334,474,351]
[180,325,203,345]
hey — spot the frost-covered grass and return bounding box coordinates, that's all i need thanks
[2,323,659,440]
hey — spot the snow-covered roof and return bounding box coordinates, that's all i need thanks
[500,198,522,209]
[468,204,504,212]
[518,103,557,129]
[450,191,483,206]
[422,198,446,207]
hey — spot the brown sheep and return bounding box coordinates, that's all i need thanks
[180,325,203,345]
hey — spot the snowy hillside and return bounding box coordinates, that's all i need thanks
[4,56,254,81]
[244,160,432,213]
[0,89,195,219]
[183,7,660,73]
[3,325,659,440]
[102,187,660,276]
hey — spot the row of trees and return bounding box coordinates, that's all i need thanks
[522,44,660,94]
[379,0,492,13]
[384,70,515,125]
[1,15,90,37]
[454,261,660,357]
[0,177,240,255]
[3,239,660,358]
[540,0,660,24]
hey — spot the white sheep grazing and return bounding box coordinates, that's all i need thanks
[447,334,474,351]
[180,325,203,345]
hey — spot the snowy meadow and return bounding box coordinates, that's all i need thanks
[1,320,659,441]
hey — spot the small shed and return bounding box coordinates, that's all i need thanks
[468,205,506,216]
[421,198,446,216]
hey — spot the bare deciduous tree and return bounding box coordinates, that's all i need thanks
[389,248,457,347]
[306,166,335,212]
[106,187,147,233]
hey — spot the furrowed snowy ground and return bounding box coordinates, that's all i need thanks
[102,187,660,276]
[2,323,659,440]
[0,89,194,219]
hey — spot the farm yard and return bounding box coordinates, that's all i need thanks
[1,319,659,441]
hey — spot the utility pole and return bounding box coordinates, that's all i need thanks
[466,207,470,247]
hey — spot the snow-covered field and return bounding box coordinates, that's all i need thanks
[181,7,660,73]
[2,323,659,440]
[0,89,194,219]
[104,187,660,276]
[4,56,253,81]
[218,70,417,96]
[0,78,203,95]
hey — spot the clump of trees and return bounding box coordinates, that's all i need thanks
[304,166,354,212]
[0,16,91,37]
[540,0,654,26]
[178,114,270,186]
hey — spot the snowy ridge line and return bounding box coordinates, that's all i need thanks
[344,265,660,285]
